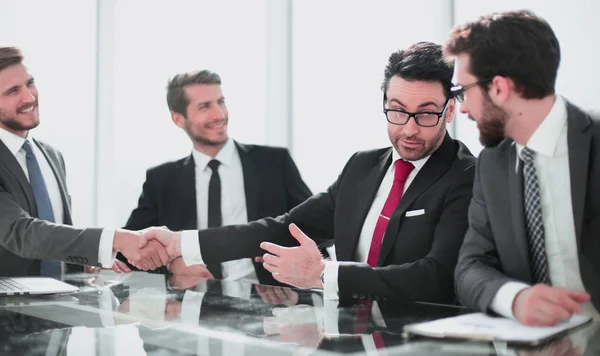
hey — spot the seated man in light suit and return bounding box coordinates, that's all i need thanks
[0,46,166,275]
[137,42,477,303]
[445,10,600,326]
[118,70,312,284]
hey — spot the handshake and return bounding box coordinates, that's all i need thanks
[113,227,183,271]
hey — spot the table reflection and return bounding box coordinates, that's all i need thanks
[0,271,598,355]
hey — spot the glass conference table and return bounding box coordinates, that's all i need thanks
[0,271,598,355]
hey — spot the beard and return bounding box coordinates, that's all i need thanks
[476,93,508,147]
[390,120,447,161]
[0,105,40,132]
[185,118,228,146]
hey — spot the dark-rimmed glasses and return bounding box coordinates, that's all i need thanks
[383,97,451,127]
[450,78,492,103]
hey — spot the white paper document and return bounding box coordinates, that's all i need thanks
[404,312,591,345]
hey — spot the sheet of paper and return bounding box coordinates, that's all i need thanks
[405,312,591,343]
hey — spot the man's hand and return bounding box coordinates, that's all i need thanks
[256,285,299,306]
[168,275,210,290]
[139,226,182,259]
[164,299,183,321]
[513,284,590,326]
[113,229,169,270]
[169,257,214,278]
[260,223,326,289]
[85,260,132,274]
[263,304,324,349]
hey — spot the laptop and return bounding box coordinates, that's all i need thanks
[0,277,79,296]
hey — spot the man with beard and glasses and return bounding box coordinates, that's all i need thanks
[119,70,312,285]
[446,10,600,326]
[0,47,168,276]
[138,42,476,303]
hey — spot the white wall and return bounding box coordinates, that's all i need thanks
[292,0,452,193]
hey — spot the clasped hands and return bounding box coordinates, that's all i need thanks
[115,227,212,278]
[113,227,182,271]
[116,223,327,289]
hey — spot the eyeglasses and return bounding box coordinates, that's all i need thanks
[383,97,451,127]
[450,78,492,103]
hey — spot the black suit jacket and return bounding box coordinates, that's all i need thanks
[455,100,600,313]
[120,141,312,280]
[195,133,476,303]
[0,138,89,276]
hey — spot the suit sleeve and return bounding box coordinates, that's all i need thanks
[0,180,103,266]
[281,149,313,209]
[454,155,515,312]
[336,163,475,303]
[196,153,353,265]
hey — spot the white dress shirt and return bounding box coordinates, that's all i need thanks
[182,139,258,283]
[323,148,430,299]
[0,127,114,268]
[491,95,599,319]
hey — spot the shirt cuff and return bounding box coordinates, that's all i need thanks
[491,281,530,319]
[98,228,117,268]
[181,230,203,266]
[222,281,253,299]
[98,288,117,327]
[323,261,340,300]
[181,290,206,325]
[323,300,341,336]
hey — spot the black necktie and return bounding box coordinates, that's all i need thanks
[206,159,223,279]
[22,141,62,277]
[521,147,550,284]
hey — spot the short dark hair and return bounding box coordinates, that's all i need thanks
[166,70,222,117]
[0,47,24,73]
[444,10,560,99]
[381,42,454,99]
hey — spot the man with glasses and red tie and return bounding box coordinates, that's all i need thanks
[139,41,476,304]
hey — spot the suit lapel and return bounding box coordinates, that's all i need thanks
[0,139,37,214]
[178,155,198,230]
[236,142,260,221]
[378,133,454,264]
[34,139,73,224]
[337,149,392,262]
[566,101,592,247]
[507,143,532,279]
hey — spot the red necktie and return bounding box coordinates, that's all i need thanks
[352,301,386,349]
[366,159,414,267]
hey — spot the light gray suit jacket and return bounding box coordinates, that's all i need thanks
[455,100,600,313]
[0,138,102,276]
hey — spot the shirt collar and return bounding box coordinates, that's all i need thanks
[515,95,567,159]
[0,126,33,156]
[392,146,430,173]
[191,139,236,171]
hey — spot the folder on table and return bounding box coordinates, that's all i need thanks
[403,312,592,346]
